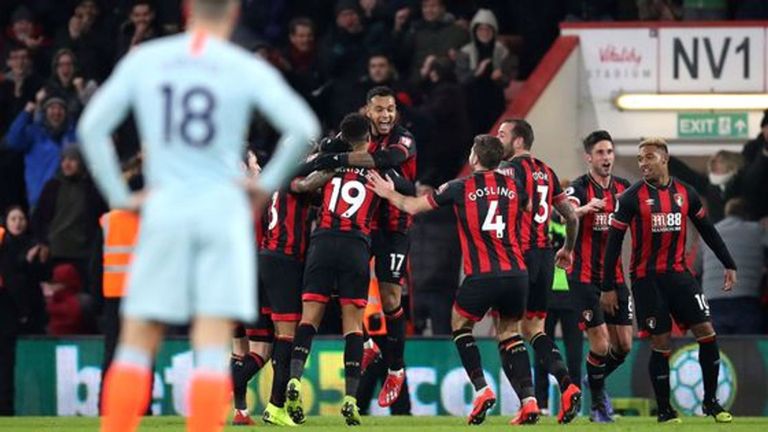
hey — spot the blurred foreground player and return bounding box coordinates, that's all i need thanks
[77,1,319,431]
[602,138,737,424]
[367,135,542,426]
[496,119,581,424]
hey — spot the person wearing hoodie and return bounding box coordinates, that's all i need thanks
[455,9,517,135]
[32,146,107,298]
[42,263,86,335]
[4,91,77,209]
[395,0,469,83]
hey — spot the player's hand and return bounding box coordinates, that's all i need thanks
[723,269,737,292]
[365,170,395,198]
[583,198,606,213]
[246,150,261,178]
[313,153,345,170]
[554,247,573,269]
[600,290,619,315]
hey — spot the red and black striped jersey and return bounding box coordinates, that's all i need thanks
[611,178,705,279]
[261,181,313,260]
[315,167,380,240]
[369,124,417,233]
[565,174,630,284]
[499,155,566,252]
[428,170,527,278]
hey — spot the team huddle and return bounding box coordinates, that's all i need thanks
[74,1,739,431]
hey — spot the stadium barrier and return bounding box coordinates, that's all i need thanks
[14,336,768,416]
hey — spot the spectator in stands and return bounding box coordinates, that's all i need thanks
[237,0,288,46]
[0,45,44,134]
[42,263,86,335]
[320,0,392,128]
[733,110,768,220]
[0,205,47,336]
[455,9,516,135]
[742,109,768,165]
[696,199,767,334]
[413,56,471,187]
[32,146,107,287]
[637,0,682,20]
[359,0,392,28]
[45,49,97,118]
[394,0,468,83]
[279,18,326,121]
[53,0,114,82]
[3,6,52,75]
[4,91,77,208]
[669,150,742,223]
[116,0,162,59]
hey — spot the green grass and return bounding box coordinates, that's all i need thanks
[0,416,766,431]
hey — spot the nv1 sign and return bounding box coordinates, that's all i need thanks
[677,113,748,139]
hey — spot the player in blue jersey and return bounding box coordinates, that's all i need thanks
[76,1,319,431]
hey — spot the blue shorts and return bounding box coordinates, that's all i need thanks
[122,187,257,324]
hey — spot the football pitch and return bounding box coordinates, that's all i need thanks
[1,416,767,431]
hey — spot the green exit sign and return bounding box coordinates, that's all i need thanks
[678,113,748,139]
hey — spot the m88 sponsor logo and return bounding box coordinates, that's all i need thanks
[651,212,682,233]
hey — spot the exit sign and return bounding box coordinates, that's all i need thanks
[677,113,748,138]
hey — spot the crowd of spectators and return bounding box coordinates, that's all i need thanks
[0,0,767,347]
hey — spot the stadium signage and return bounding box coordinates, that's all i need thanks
[14,337,768,416]
[677,113,749,138]
[562,24,768,99]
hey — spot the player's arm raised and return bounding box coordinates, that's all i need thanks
[77,56,136,210]
[366,170,432,215]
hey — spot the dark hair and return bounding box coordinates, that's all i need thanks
[501,118,534,150]
[132,0,153,10]
[725,198,749,219]
[366,85,395,103]
[583,130,613,154]
[428,56,456,82]
[340,113,370,142]
[288,17,314,35]
[472,135,503,169]
[3,205,27,227]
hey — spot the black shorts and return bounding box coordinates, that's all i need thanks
[259,252,303,322]
[632,271,710,335]
[302,234,370,308]
[238,276,275,342]
[371,230,409,284]
[524,248,555,319]
[569,280,633,329]
[454,275,528,322]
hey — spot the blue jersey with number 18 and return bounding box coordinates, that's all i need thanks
[77,31,319,208]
